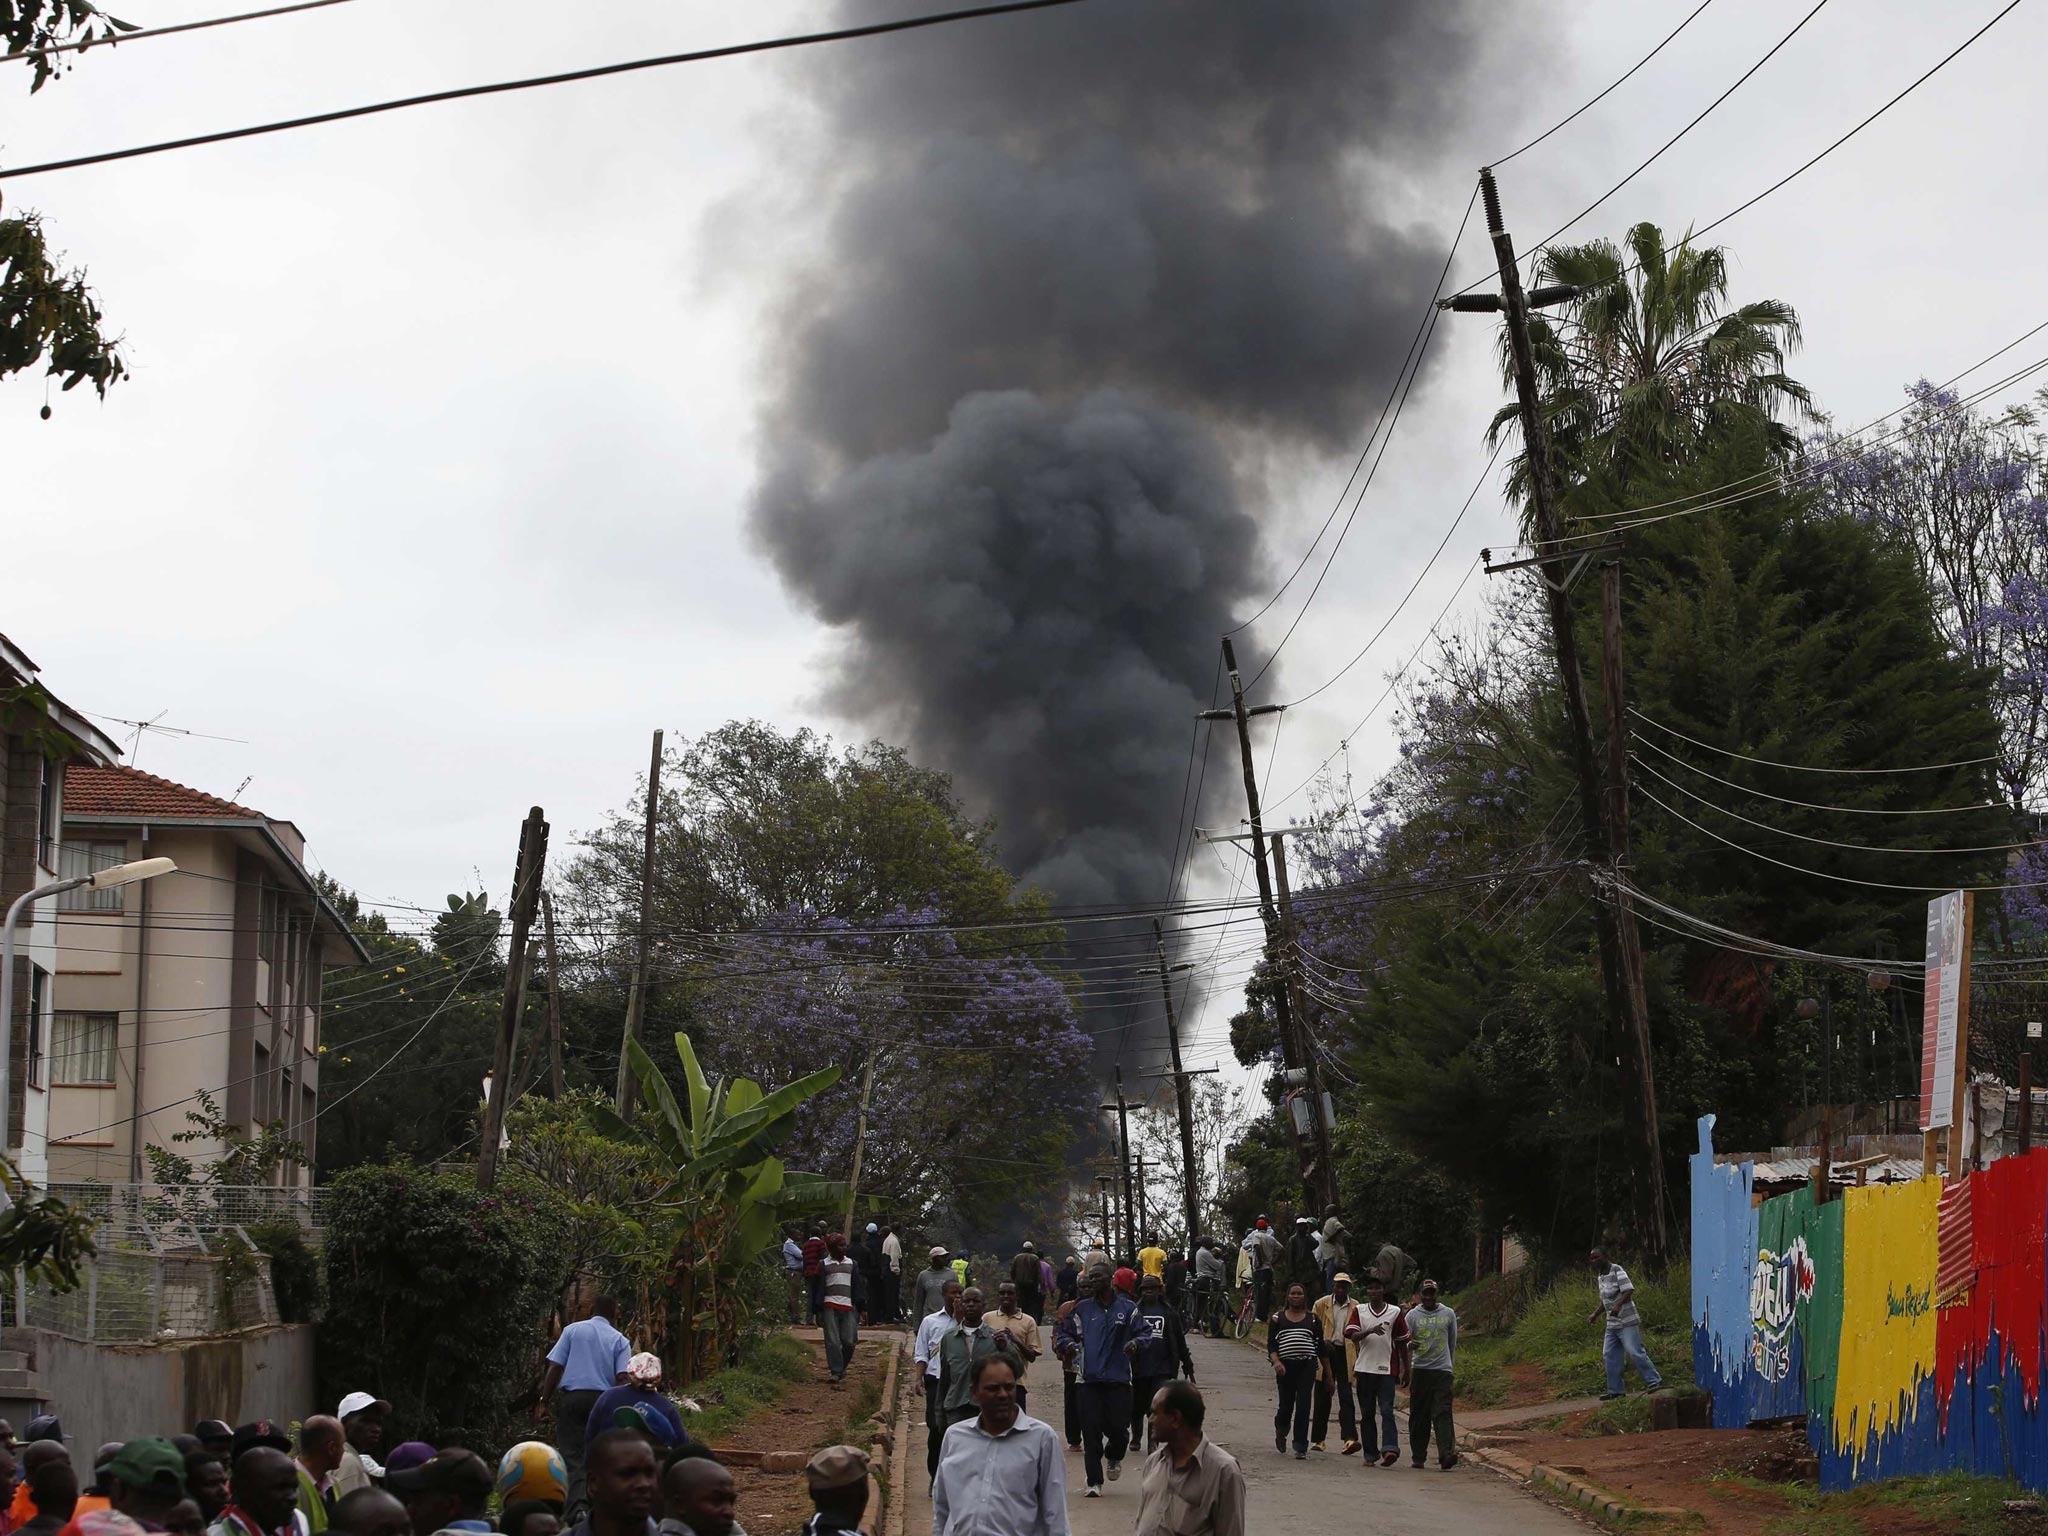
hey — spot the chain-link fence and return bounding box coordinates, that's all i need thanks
[3,1183,324,1343]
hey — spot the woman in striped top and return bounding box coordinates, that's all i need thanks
[1267,1282,1324,1458]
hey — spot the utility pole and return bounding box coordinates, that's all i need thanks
[1198,638,1339,1216]
[1438,167,1667,1268]
[503,937,540,1116]
[843,1046,882,1242]
[539,888,566,1099]
[1149,919,1206,1245]
[617,729,664,1113]
[1102,1070,1138,1259]
[1095,1176,1116,1254]
[1270,833,1339,1216]
[480,806,548,1191]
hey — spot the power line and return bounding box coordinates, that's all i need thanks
[0,0,1088,182]
[1491,0,1720,166]
[1225,182,1479,641]
[3,0,350,64]
[1633,732,2000,816]
[1629,709,2001,775]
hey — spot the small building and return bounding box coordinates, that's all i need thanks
[1,634,123,1184]
[51,765,368,1187]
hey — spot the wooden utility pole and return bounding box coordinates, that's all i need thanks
[480,806,548,1191]
[617,729,664,1112]
[503,937,540,1115]
[1598,561,1667,1257]
[539,888,566,1099]
[1440,167,1667,1268]
[1269,833,1340,1215]
[1102,1070,1138,1259]
[1151,919,1206,1245]
[1198,639,1339,1216]
[1133,1153,1157,1242]
[843,1046,881,1242]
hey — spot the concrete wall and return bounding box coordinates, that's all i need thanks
[29,1325,314,1454]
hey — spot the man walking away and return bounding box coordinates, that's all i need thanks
[1073,1268,1140,1497]
[1055,1257,1080,1312]
[1347,1274,1407,1466]
[1287,1219,1321,1302]
[1403,1279,1458,1470]
[1009,1243,1043,1325]
[1318,1208,1348,1295]
[798,1446,867,1536]
[1128,1276,1195,1454]
[858,1225,885,1326]
[1036,1254,1056,1324]
[801,1227,829,1326]
[782,1227,806,1326]
[1192,1239,1225,1337]
[914,1248,957,1320]
[1241,1221,1279,1321]
[1136,1236,1166,1283]
[880,1226,904,1325]
[1369,1242,1416,1303]
[819,1234,863,1384]
[914,1281,963,1481]
[929,1357,1065,1536]
[1136,1383,1244,1536]
[1590,1249,1663,1399]
[1310,1273,1358,1454]
[988,1284,1044,1413]
[540,1295,632,1514]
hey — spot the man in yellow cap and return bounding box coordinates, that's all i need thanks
[1310,1273,1360,1454]
[798,1447,866,1536]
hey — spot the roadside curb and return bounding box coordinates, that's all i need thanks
[886,1332,913,1536]
[1467,1444,1693,1527]
[870,1328,902,1536]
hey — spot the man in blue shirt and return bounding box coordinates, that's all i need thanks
[541,1296,633,1514]
[782,1228,806,1326]
[1072,1266,1139,1498]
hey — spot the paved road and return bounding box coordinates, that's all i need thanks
[900,1330,1590,1534]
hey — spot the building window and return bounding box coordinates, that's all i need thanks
[52,1012,117,1086]
[57,841,127,911]
[35,758,57,871]
[25,967,47,1088]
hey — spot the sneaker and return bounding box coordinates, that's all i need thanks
[1294,1450,1307,1460]
[1085,1486,1101,1499]
[1599,1391,1623,1401]
[1107,1461,1122,1482]
[1341,1440,1362,1456]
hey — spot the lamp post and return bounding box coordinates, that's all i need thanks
[1,857,176,1165]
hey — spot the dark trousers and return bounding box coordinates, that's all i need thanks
[1409,1367,1456,1466]
[1312,1351,1356,1444]
[1253,1268,1274,1320]
[880,1271,900,1323]
[1077,1381,1132,1489]
[807,1274,824,1324]
[1018,1285,1043,1323]
[1062,1368,1082,1446]
[1130,1374,1169,1451]
[1356,1372,1398,1457]
[924,1376,945,1480]
[553,1387,603,1512]
[1275,1359,1316,1453]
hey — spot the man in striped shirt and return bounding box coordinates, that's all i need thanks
[819,1234,863,1384]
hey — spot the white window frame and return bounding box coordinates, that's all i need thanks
[52,1011,118,1087]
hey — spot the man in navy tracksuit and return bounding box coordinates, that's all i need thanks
[1072,1268,1140,1498]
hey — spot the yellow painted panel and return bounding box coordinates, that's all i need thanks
[1830,1178,1940,1458]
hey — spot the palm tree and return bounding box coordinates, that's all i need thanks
[1487,222,1813,512]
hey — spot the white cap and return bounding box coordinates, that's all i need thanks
[337,1392,391,1419]
[931,1245,950,1259]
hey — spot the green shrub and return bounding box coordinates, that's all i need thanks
[318,1164,571,1451]
[248,1219,323,1324]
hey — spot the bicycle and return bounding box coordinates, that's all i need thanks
[1234,1289,1257,1340]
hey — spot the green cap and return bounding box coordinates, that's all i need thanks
[106,1438,186,1495]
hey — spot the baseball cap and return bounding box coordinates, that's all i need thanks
[22,1417,63,1444]
[106,1439,186,1496]
[231,1422,291,1461]
[865,1222,878,1234]
[805,1445,868,1491]
[930,1245,949,1259]
[336,1392,392,1421]
[387,1449,494,1500]
[1420,1277,1440,1291]
[1254,1218,1268,1229]
[191,1421,232,1447]
[1332,1272,1352,1284]
[384,1443,437,1476]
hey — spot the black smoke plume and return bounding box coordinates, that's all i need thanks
[752,0,1521,908]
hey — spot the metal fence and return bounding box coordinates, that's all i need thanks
[2,1183,324,1343]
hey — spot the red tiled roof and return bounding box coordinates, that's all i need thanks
[64,763,268,821]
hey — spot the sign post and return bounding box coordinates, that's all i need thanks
[1919,891,1974,1177]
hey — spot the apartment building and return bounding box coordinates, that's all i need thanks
[51,765,368,1186]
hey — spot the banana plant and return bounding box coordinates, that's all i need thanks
[587,1032,843,1378]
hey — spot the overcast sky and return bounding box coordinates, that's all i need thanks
[6,0,2045,1069]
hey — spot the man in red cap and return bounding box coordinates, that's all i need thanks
[1241,1220,1280,1322]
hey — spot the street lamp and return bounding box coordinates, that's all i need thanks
[1,857,177,1162]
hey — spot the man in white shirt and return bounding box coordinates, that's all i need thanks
[881,1226,904,1323]
[1345,1275,1408,1465]
[914,1280,963,1483]
[930,1356,1067,1536]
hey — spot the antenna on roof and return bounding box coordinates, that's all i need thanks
[233,776,254,801]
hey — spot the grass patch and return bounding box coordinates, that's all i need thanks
[1448,1263,1695,1404]
[1711,1469,2033,1536]
[835,1360,885,1447]
[682,1333,816,1444]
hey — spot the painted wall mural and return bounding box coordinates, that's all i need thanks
[1692,1115,2048,1489]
